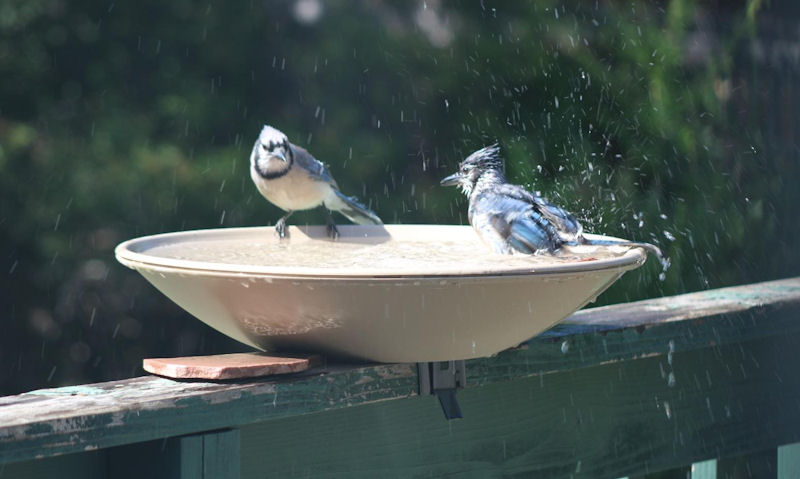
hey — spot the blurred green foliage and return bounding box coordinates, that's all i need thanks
[1,0,798,394]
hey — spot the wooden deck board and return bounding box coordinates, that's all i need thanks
[1,277,799,466]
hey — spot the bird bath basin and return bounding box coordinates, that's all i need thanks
[115,225,646,362]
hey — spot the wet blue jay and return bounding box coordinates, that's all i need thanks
[441,144,667,267]
[250,125,382,238]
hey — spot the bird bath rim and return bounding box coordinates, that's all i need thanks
[115,224,647,280]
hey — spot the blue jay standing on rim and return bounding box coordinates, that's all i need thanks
[250,125,382,239]
[440,144,668,268]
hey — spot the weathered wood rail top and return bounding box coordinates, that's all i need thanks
[2,277,800,478]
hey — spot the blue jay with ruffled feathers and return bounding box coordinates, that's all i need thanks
[441,144,667,266]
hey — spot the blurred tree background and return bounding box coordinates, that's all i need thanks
[1,0,798,395]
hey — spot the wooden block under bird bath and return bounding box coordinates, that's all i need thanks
[143,352,322,380]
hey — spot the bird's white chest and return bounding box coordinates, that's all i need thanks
[250,166,330,211]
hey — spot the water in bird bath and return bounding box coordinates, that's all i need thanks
[144,235,636,274]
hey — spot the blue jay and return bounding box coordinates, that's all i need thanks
[441,144,668,268]
[250,125,382,238]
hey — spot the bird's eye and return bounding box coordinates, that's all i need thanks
[261,143,267,150]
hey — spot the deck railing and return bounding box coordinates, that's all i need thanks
[2,277,800,478]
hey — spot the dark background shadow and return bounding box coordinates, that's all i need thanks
[1,0,798,395]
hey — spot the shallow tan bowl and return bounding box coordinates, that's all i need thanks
[115,225,646,362]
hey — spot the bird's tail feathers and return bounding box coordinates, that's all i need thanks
[326,189,383,225]
[573,237,670,273]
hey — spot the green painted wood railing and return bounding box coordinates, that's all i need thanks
[2,277,800,478]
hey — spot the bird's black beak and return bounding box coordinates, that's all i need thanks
[440,173,462,187]
[271,149,288,162]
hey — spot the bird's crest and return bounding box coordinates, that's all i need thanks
[460,143,503,172]
[258,125,289,150]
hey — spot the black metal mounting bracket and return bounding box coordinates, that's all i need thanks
[417,360,466,420]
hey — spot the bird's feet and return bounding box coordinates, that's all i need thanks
[275,217,289,239]
[274,211,294,239]
[326,222,340,240]
[325,210,340,239]
[325,219,340,240]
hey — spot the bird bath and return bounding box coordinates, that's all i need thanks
[115,225,646,362]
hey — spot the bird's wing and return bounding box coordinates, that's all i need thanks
[492,183,583,238]
[290,144,339,188]
[470,191,563,254]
